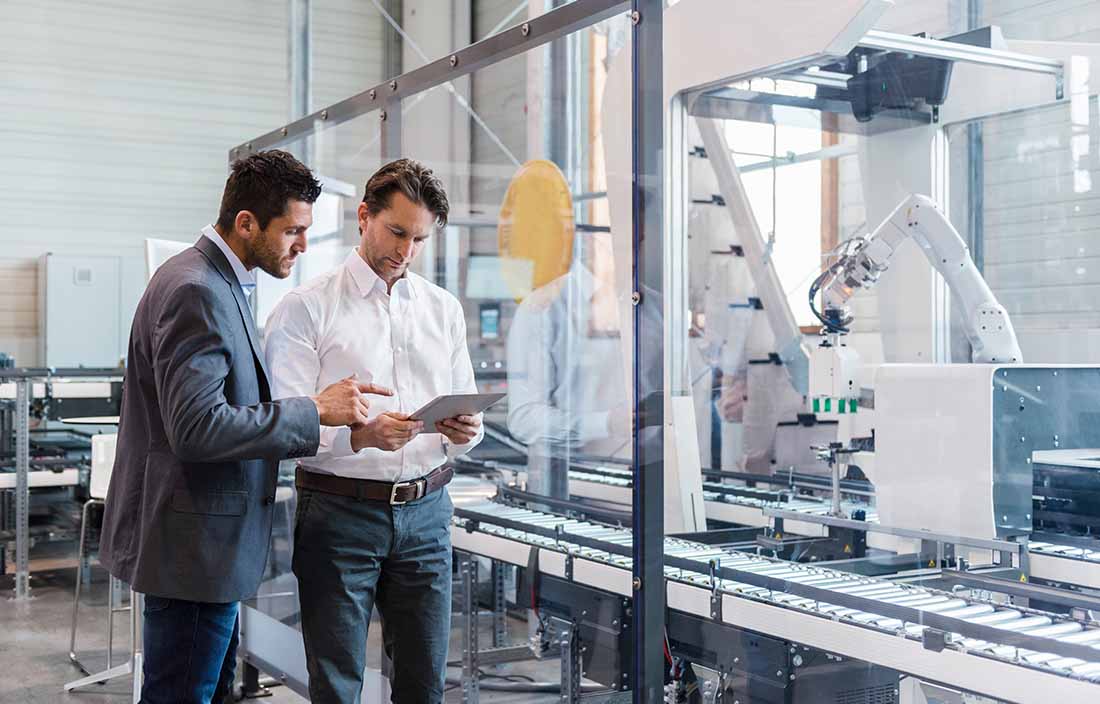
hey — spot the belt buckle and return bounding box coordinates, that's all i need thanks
[389,478,425,505]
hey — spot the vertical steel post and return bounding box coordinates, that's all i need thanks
[132,590,145,701]
[381,0,403,80]
[13,378,30,601]
[461,556,480,704]
[491,561,508,647]
[289,0,314,174]
[631,1,664,702]
[559,621,580,703]
[381,97,403,164]
[106,575,116,669]
[289,0,312,122]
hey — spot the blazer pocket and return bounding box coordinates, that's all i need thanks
[170,489,248,516]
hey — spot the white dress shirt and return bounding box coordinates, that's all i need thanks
[506,265,629,457]
[264,248,483,481]
[202,225,256,298]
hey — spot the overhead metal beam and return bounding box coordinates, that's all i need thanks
[230,0,628,158]
[860,29,1064,79]
[780,68,851,90]
[737,142,858,174]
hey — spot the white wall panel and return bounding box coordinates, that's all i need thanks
[970,1,1100,362]
[0,0,388,365]
[0,0,288,365]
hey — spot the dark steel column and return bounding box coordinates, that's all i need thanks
[631,1,664,702]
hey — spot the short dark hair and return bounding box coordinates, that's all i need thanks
[362,158,449,228]
[216,150,322,232]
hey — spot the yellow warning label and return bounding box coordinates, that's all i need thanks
[843,544,852,554]
[1019,574,1028,583]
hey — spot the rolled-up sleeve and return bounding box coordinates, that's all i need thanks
[264,292,355,460]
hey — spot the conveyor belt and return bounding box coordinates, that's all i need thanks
[452,501,1100,703]
[1031,541,1100,564]
[564,470,1100,589]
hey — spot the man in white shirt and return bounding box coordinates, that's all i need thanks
[265,158,482,704]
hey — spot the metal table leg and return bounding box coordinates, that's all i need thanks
[64,588,144,701]
[461,556,480,704]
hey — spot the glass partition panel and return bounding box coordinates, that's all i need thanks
[246,109,381,658]
[947,97,1100,364]
[670,7,1100,702]
[684,105,875,478]
[410,19,634,501]
[236,5,647,700]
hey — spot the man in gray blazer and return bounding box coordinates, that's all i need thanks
[100,150,388,704]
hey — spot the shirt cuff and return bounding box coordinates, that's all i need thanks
[579,410,611,443]
[327,426,355,458]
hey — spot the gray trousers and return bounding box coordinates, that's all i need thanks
[293,484,453,704]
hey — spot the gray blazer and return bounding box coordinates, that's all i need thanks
[100,235,320,603]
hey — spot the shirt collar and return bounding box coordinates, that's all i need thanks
[344,248,417,300]
[202,225,257,297]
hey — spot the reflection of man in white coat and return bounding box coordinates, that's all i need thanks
[506,235,630,470]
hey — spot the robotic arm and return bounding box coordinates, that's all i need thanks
[811,194,1022,364]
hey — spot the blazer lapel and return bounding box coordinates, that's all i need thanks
[193,236,273,388]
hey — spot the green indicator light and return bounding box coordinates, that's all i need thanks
[824,398,832,412]
[813,398,820,413]
[850,399,858,413]
[838,399,846,414]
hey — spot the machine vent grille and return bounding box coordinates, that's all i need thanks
[835,684,897,704]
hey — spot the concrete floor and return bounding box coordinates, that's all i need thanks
[1,474,563,703]
[0,564,559,704]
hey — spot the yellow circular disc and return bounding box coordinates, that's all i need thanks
[498,160,574,298]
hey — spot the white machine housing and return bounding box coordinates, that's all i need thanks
[874,364,1039,541]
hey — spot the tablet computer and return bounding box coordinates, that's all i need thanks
[409,392,506,428]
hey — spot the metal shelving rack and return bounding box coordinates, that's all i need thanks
[0,367,122,601]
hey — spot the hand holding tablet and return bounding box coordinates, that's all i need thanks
[409,393,505,431]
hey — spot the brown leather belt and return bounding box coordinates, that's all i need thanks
[295,465,454,505]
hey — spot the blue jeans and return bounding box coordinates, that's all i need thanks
[293,484,453,704]
[140,596,239,704]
